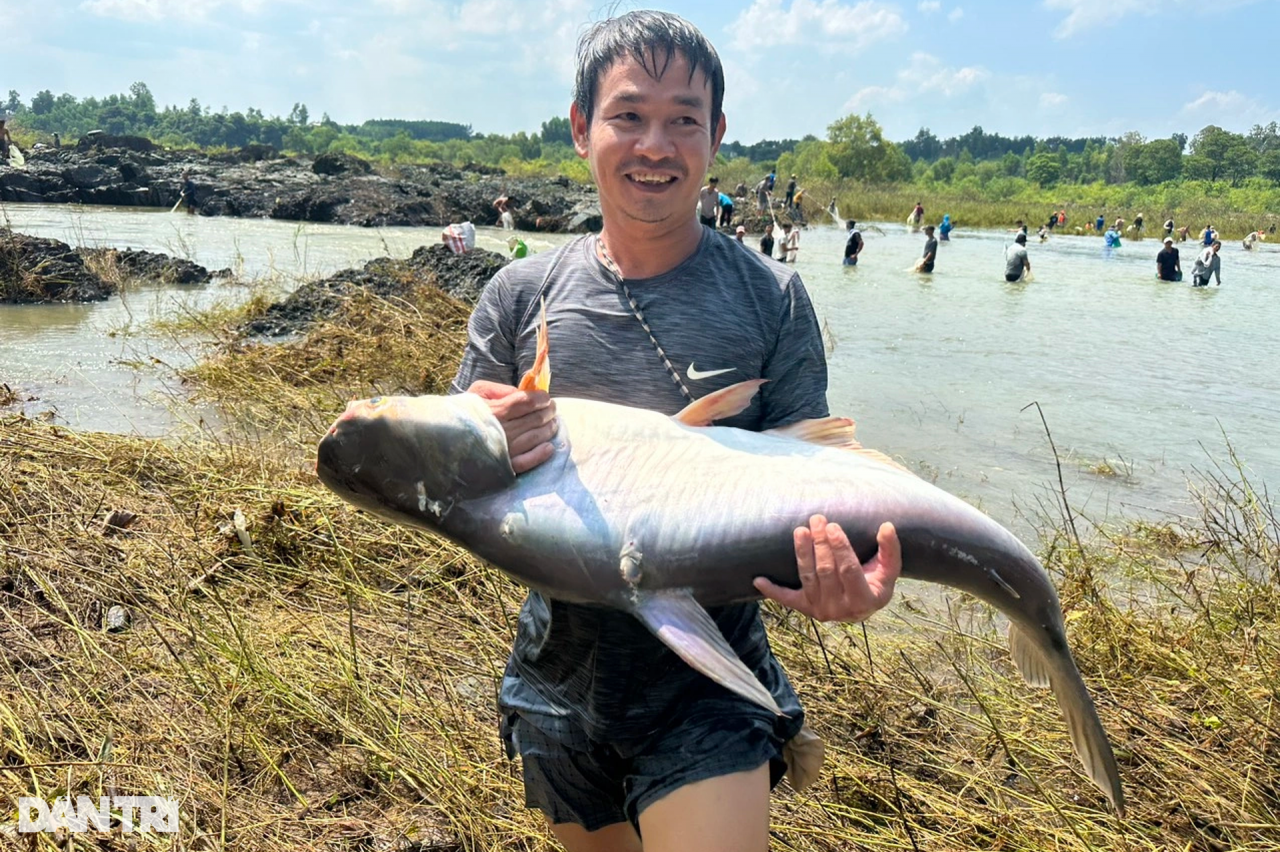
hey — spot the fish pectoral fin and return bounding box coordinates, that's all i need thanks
[673,379,768,426]
[517,297,551,393]
[630,589,783,716]
[767,416,860,449]
[1008,624,1052,688]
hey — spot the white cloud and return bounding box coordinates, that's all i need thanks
[1181,89,1275,125]
[79,0,287,22]
[917,1,940,12]
[728,0,907,53]
[842,51,987,111]
[1045,0,1261,38]
[948,6,963,21]
[1040,92,1067,108]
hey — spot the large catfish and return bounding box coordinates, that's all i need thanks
[316,310,1124,814]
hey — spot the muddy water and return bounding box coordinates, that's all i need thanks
[3,203,1277,529]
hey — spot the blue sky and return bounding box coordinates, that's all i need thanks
[5,0,1278,145]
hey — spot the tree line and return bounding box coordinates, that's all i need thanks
[5,82,1280,189]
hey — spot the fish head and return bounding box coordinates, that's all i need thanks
[316,393,516,529]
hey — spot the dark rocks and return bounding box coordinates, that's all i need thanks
[75,133,157,153]
[243,243,510,337]
[0,229,112,303]
[0,142,602,233]
[313,152,373,176]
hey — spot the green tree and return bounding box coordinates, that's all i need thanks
[540,116,572,145]
[825,113,909,181]
[1260,149,1280,184]
[1025,151,1061,186]
[930,157,956,182]
[30,90,54,115]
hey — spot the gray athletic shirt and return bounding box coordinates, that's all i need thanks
[450,227,828,744]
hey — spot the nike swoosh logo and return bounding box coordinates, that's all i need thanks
[687,363,736,381]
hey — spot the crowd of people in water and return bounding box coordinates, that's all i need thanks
[487,176,1268,287]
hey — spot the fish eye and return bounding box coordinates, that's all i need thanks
[369,396,383,406]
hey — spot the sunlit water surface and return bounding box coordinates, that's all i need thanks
[3,203,1277,533]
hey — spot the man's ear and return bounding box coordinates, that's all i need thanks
[710,111,727,158]
[570,102,590,159]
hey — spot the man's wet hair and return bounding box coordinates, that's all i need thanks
[574,10,725,130]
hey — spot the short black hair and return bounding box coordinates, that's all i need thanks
[846,220,856,229]
[574,10,725,130]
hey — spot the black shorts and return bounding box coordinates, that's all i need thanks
[1006,272,1023,282]
[699,215,718,228]
[502,699,792,832]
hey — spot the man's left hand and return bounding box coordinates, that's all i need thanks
[753,516,901,623]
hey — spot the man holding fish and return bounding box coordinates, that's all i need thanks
[317,8,1125,851]
[448,11,900,852]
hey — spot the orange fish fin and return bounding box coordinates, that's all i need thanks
[673,379,768,426]
[767,416,860,449]
[517,297,551,393]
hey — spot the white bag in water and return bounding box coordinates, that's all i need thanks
[442,222,476,255]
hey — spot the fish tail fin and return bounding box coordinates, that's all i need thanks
[1032,625,1126,815]
[517,297,551,392]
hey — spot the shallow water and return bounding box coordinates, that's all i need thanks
[3,202,1276,530]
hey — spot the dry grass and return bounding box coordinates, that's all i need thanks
[1,285,1277,850]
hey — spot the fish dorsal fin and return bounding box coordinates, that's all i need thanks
[768,418,918,476]
[630,589,783,716]
[767,416,860,449]
[1008,624,1052,688]
[517,297,551,393]
[673,379,767,427]
[853,448,917,476]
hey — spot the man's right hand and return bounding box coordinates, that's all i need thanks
[467,381,558,474]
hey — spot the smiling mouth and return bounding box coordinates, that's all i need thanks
[626,173,678,186]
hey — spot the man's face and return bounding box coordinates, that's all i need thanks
[571,51,725,229]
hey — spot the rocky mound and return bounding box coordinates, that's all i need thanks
[81,247,220,285]
[0,230,112,303]
[242,244,509,337]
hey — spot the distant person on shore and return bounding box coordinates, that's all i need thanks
[784,174,797,209]
[1114,217,1125,233]
[791,186,805,219]
[843,220,863,266]
[759,221,775,257]
[0,119,11,161]
[1005,233,1031,282]
[180,169,198,214]
[782,221,800,263]
[1095,213,1106,233]
[1011,219,1029,238]
[939,213,953,241]
[1104,224,1121,248]
[53,132,61,150]
[1192,241,1223,286]
[1057,209,1067,228]
[718,190,735,228]
[1156,237,1182,281]
[1037,225,1049,242]
[754,177,770,212]
[1046,211,1058,231]
[1243,229,1266,250]
[733,225,746,244]
[765,169,776,192]
[918,225,937,273]
[494,195,515,230]
[827,197,837,219]
[1163,218,1175,239]
[698,176,721,228]
[1177,225,1192,242]
[734,180,747,199]
[1202,224,1217,246]
[1131,213,1144,234]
